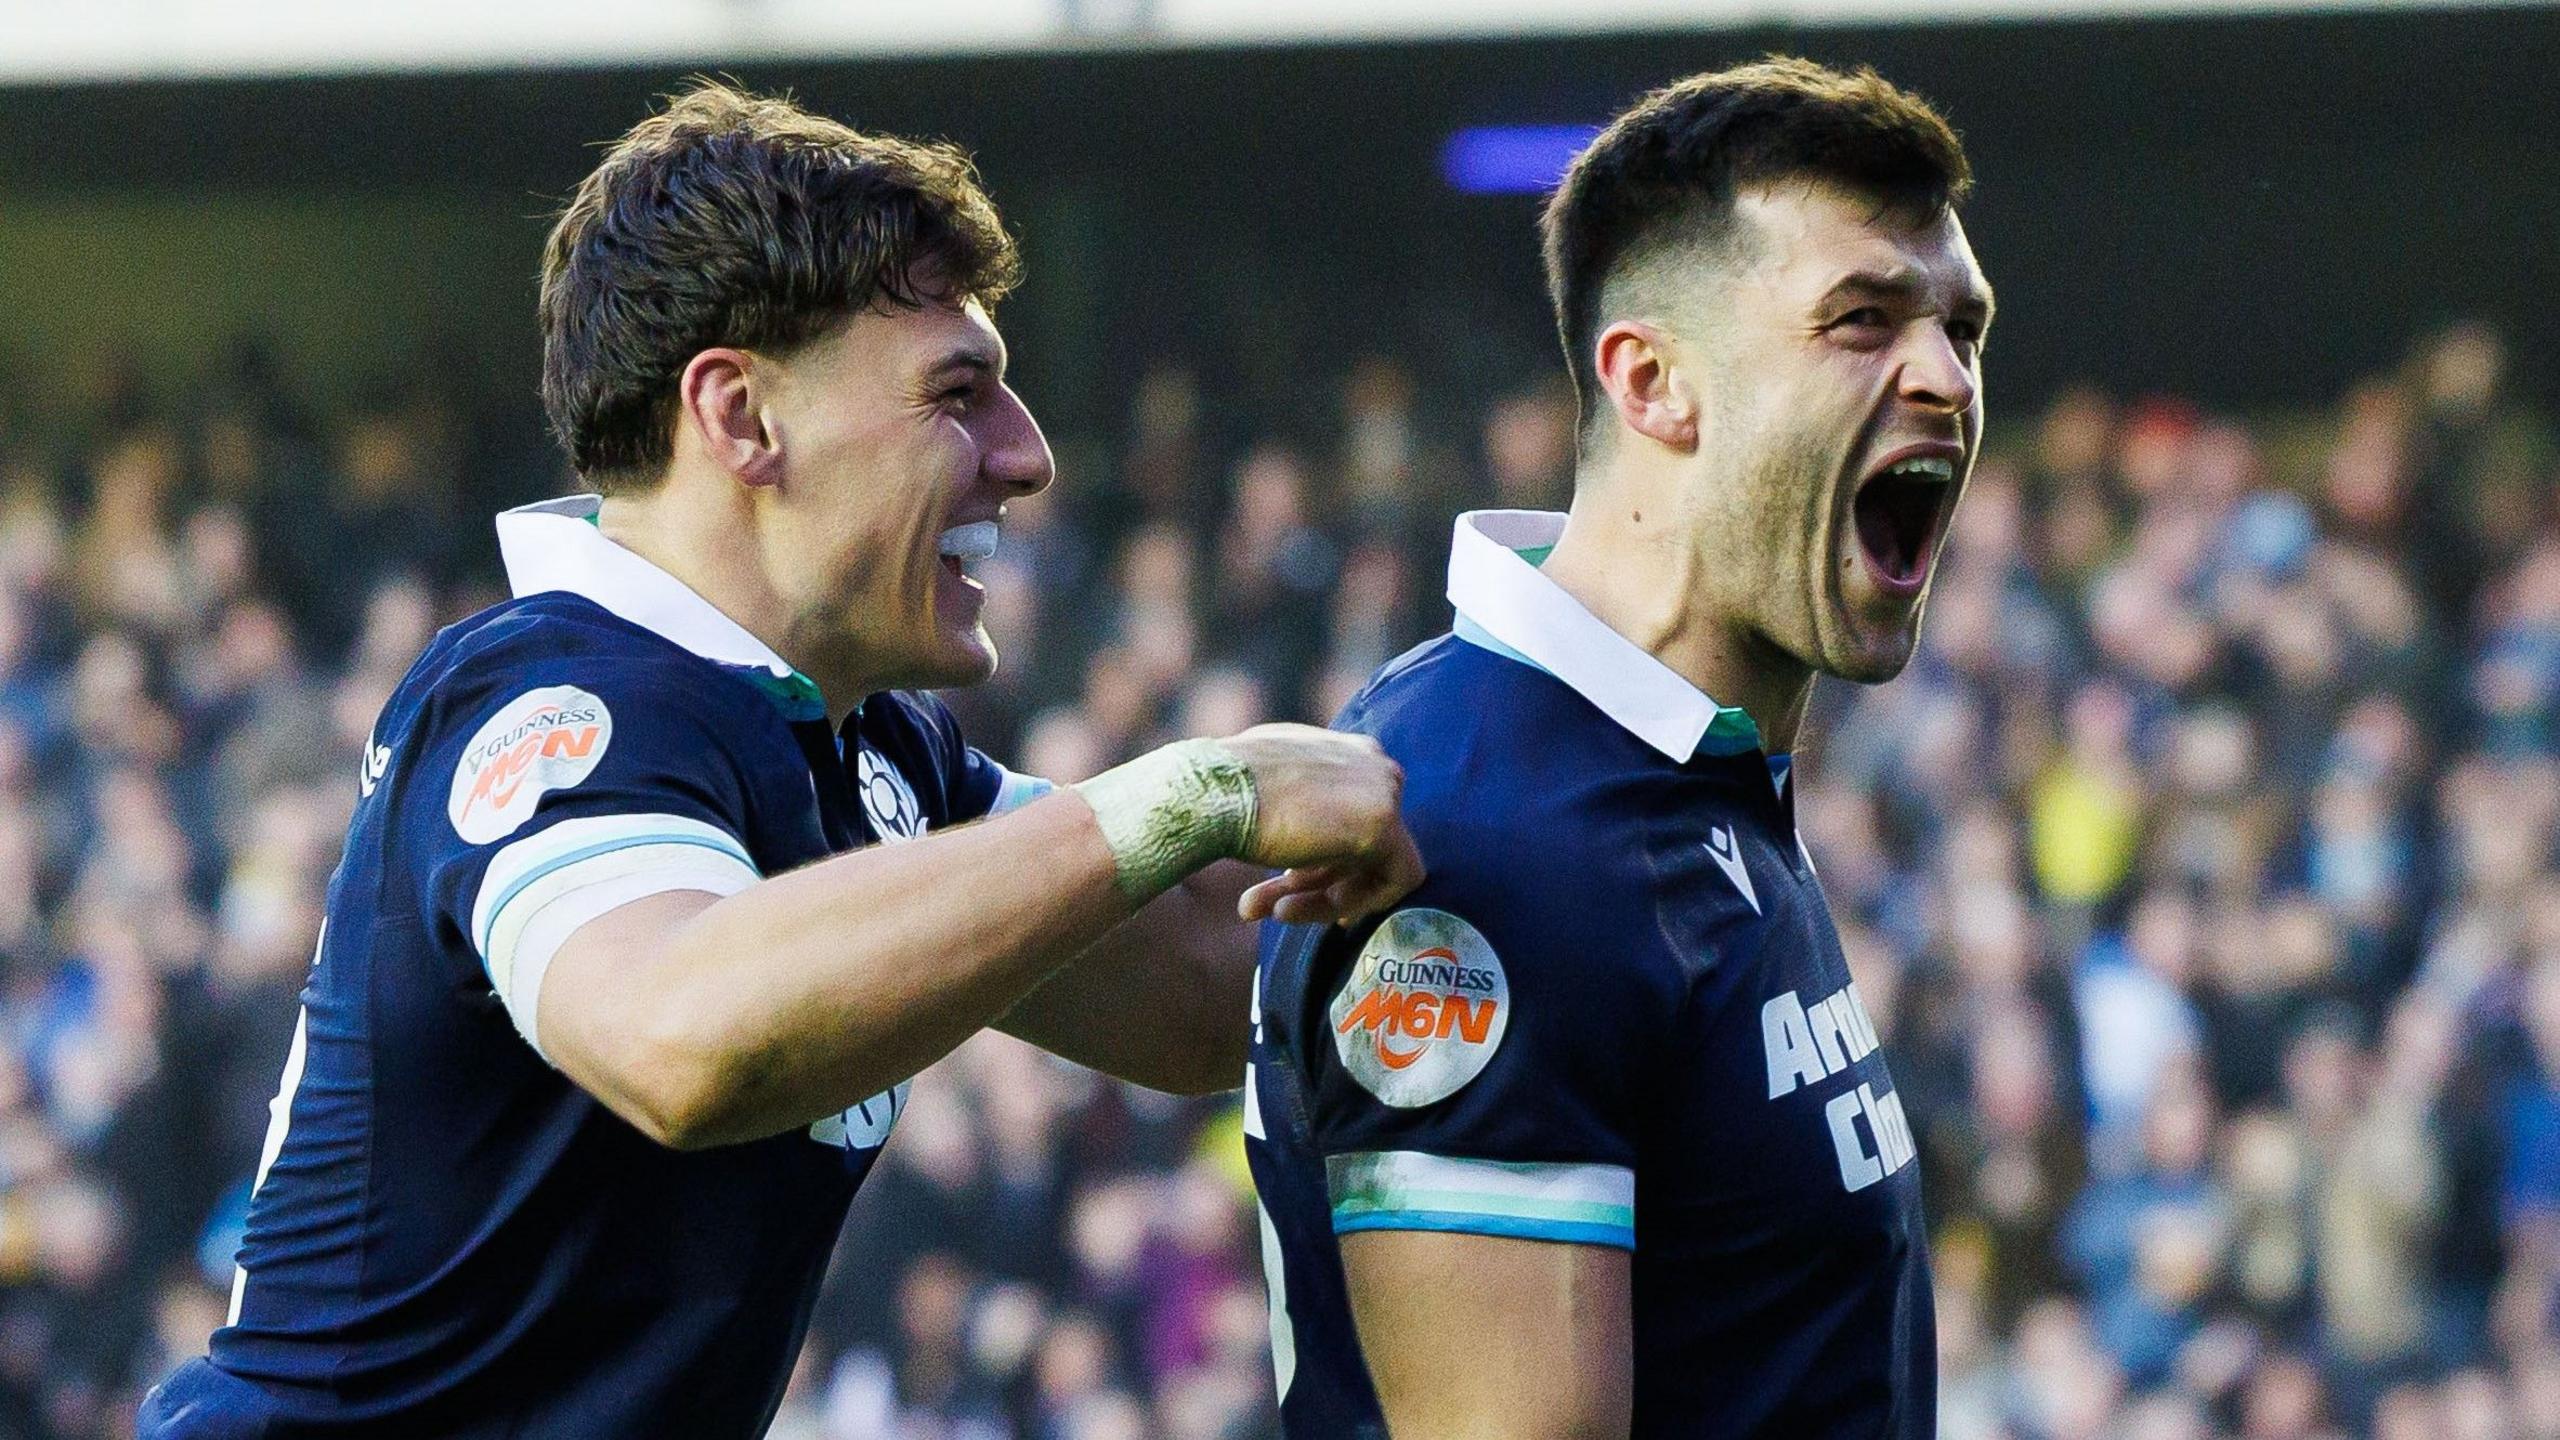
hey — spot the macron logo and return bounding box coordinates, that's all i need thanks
[1706,825,1759,915]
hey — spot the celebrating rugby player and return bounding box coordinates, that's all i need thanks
[141,82,1418,1438]
[1247,58,1987,1437]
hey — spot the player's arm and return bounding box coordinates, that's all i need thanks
[998,844,1403,1093]
[1293,896,1655,1438]
[1343,1230,1632,1439]
[538,725,1420,1150]
[991,859,1261,1095]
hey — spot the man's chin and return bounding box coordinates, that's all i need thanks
[917,631,1000,690]
[1820,611,1922,685]
[1828,649,1915,685]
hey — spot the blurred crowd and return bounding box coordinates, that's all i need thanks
[0,318,2549,1440]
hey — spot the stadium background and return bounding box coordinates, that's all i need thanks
[0,2,2556,1435]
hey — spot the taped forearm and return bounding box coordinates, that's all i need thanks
[1072,739,1257,905]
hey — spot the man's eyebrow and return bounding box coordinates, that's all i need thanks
[925,346,1003,383]
[1818,269,1925,309]
[1819,268,1996,322]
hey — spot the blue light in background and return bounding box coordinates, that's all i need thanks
[1440,124,1602,195]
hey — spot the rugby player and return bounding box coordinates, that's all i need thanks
[139,83,1418,1438]
[1246,59,1987,1436]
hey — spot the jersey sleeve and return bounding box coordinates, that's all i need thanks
[412,655,779,1061]
[900,690,1052,823]
[958,747,1052,820]
[1287,879,1674,1252]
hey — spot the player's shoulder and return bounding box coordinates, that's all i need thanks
[1338,634,1655,918]
[1344,632,1632,793]
[420,591,704,680]
[1337,631,1545,751]
[382,593,805,796]
[400,594,774,724]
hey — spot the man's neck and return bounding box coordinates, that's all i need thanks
[595,484,874,719]
[1537,476,1814,755]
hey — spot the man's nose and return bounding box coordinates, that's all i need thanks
[983,385,1054,497]
[1898,325,1978,416]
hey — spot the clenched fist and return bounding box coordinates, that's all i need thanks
[1218,724,1425,928]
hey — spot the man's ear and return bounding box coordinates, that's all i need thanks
[676,348,784,488]
[1592,320,1699,453]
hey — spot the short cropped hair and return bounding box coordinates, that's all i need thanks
[540,81,1022,488]
[1540,58,1972,439]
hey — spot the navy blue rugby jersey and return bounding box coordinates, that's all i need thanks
[142,496,1046,1439]
[1246,510,1934,1440]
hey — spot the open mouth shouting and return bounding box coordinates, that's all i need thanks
[1849,445,1962,599]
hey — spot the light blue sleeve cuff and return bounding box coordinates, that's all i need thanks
[468,812,760,1057]
[1326,1150,1635,1251]
[990,765,1055,817]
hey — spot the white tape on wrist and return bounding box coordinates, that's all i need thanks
[1072,738,1257,904]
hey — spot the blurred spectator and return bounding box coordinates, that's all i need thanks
[2063,1059,2227,1387]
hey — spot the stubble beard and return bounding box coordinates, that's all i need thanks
[1723,412,1853,687]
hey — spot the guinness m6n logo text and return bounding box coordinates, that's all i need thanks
[1330,908,1508,1108]
[449,685,613,844]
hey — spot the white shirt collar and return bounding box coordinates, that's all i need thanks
[495,494,799,680]
[1445,509,1762,761]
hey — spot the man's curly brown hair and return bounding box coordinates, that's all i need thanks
[539,81,1022,489]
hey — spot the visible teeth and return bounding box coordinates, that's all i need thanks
[937,522,998,562]
[1886,456,1956,480]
